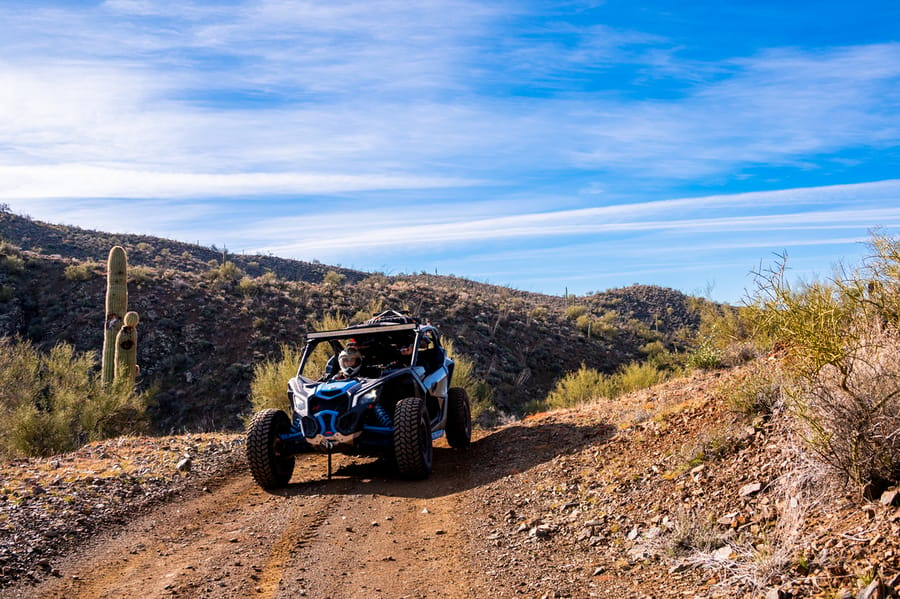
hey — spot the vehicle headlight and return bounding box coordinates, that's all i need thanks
[355,387,380,407]
[288,387,307,414]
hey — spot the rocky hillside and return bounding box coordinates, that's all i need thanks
[1,210,704,431]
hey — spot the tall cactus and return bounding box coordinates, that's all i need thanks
[102,246,128,387]
[115,311,140,388]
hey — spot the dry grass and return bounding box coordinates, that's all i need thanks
[682,449,828,596]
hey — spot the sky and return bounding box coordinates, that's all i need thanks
[2,1,900,304]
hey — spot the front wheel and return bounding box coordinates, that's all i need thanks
[446,387,472,448]
[394,397,433,478]
[246,409,295,489]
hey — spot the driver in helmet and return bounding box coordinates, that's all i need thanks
[336,343,363,378]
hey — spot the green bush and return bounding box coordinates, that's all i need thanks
[564,304,588,321]
[0,338,149,458]
[204,260,244,287]
[313,311,349,332]
[237,276,259,296]
[528,306,549,321]
[533,359,671,413]
[323,270,346,287]
[575,313,594,335]
[129,265,155,283]
[750,233,900,490]
[686,338,723,370]
[685,297,756,368]
[64,262,98,281]
[617,361,666,394]
[541,364,612,411]
[444,339,495,426]
[351,299,384,325]
[248,344,303,414]
[1,254,25,273]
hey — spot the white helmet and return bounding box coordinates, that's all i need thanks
[339,345,362,377]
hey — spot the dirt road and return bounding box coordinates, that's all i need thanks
[11,438,503,599]
[4,413,623,599]
[8,368,900,599]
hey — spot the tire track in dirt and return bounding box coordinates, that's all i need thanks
[8,458,331,599]
[252,484,341,597]
[4,425,587,599]
[7,445,490,599]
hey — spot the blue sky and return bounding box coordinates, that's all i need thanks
[2,1,900,303]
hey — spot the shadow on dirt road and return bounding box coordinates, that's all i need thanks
[268,420,616,500]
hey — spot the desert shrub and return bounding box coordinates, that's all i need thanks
[661,507,729,557]
[237,276,259,296]
[129,264,155,283]
[64,262,97,281]
[1,253,25,273]
[616,361,666,395]
[351,298,384,325]
[444,339,495,426]
[686,338,724,370]
[564,304,588,321]
[575,313,594,335]
[594,310,619,338]
[248,312,350,417]
[204,260,243,286]
[794,327,900,490]
[528,306,549,321]
[0,338,149,458]
[323,270,345,287]
[534,359,671,412]
[257,271,279,286]
[248,344,303,414]
[683,298,756,368]
[720,362,785,418]
[541,364,612,410]
[640,340,686,374]
[750,233,900,491]
[313,311,349,332]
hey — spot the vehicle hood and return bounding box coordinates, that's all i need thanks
[312,379,362,398]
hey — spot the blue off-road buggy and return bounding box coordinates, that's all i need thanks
[246,311,472,488]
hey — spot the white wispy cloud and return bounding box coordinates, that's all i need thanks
[255,206,900,256]
[0,165,478,199]
[3,2,898,190]
[246,181,900,256]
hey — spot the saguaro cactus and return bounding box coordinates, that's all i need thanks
[115,311,140,388]
[102,246,128,387]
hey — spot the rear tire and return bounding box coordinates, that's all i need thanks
[246,409,295,489]
[446,387,472,448]
[394,397,433,478]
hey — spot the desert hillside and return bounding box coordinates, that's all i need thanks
[1,210,703,430]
